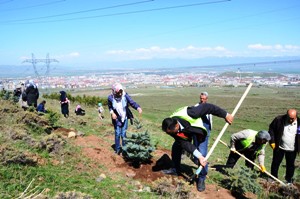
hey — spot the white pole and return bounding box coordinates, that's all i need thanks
[219,139,286,186]
[195,83,253,176]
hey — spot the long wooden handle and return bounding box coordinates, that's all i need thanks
[219,139,286,186]
[195,83,253,175]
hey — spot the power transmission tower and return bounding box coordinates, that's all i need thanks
[22,53,58,86]
[22,53,59,78]
[22,53,59,92]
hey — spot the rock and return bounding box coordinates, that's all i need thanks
[68,131,76,138]
[76,131,85,137]
[126,170,136,178]
[96,173,106,182]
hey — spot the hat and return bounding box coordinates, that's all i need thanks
[201,92,208,97]
[98,103,102,106]
[256,130,271,141]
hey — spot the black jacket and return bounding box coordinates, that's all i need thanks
[169,103,228,154]
[269,114,300,153]
[25,85,39,107]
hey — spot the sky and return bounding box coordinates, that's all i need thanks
[1,0,300,71]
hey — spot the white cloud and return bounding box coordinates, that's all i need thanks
[103,44,300,61]
[106,45,232,61]
[248,44,272,50]
[247,43,300,56]
[68,52,80,57]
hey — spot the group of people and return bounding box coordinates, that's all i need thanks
[18,80,40,109]
[13,80,299,192]
[15,80,47,114]
[106,83,298,192]
[160,91,299,192]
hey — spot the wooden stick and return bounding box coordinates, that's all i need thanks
[194,83,253,177]
[17,178,35,199]
[219,139,286,186]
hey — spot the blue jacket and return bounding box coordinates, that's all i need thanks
[36,103,45,112]
[107,92,140,126]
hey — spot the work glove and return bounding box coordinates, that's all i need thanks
[260,165,266,173]
[270,143,275,150]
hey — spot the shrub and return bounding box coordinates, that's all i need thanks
[151,176,194,199]
[222,166,262,197]
[122,131,155,168]
[46,109,61,128]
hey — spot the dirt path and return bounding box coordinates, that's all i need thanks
[72,134,236,199]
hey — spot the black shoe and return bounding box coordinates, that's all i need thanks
[197,179,205,192]
[161,168,178,176]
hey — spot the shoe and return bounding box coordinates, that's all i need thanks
[161,168,178,175]
[286,179,293,186]
[197,179,205,192]
[115,149,122,155]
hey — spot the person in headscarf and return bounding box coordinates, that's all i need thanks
[107,83,142,154]
[24,79,39,107]
[75,104,85,116]
[59,91,70,118]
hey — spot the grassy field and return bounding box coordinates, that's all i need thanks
[69,84,300,184]
[0,85,299,198]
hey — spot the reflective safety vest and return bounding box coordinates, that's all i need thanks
[240,131,266,156]
[170,106,207,135]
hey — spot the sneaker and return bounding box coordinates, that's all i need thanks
[197,179,206,192]
[161,168,178,175]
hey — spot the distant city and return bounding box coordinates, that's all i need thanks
[1,66,300,91]
[1,57,300,91]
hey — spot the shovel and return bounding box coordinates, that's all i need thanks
[219,139,286,186]
[189,83,253,182]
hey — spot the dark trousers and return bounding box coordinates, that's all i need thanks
[171,141,183,173]
[226,149,255,169]
[271,148,296,183]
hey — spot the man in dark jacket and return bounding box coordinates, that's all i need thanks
[269,109,300,184]
[161,103,233,192]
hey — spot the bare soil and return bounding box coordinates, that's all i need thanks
[71,133,236,199]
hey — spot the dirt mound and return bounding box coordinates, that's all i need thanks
[73,135,236,198]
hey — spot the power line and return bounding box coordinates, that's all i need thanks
[0,0,13,5]
[2,0,230,25]
[1,0,154,23]
[0,0,65,11]
[189,59,300,69]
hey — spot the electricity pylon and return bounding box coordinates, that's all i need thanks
[22,53,59,78]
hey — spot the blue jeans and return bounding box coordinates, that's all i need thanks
[114,118,128,153]
[198,127,210,180]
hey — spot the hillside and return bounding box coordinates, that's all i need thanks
[0,85,300,198]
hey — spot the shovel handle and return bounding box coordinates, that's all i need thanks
[219,139,286,186]
[194,83,253,176]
